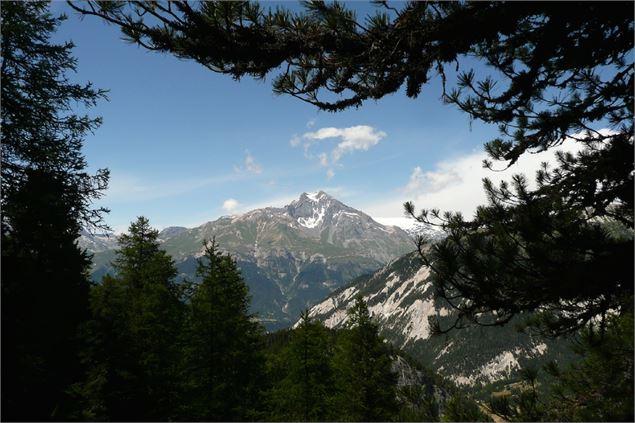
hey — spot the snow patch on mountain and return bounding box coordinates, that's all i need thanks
[305,191,321,202]
[298,206,326,228]
[333,210,360,220]
[77,230,119,252]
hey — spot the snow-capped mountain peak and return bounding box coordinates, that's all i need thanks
[303,190,329,202]
[83,191,416,329]
[287,191,342,229]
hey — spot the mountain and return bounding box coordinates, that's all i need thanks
[158,226,188,239]
[304,251,572,392]
[79,226,189,282]
[82,191,415,330]
[77,229,119,253]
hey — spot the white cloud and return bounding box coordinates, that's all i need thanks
[292,125,386,178]
[244,150,262,174]
[364,132,609,227]
[222,198,240,213]
[304,125,387,163]
[318,152,329,167]
[403,163,463,195]
[235,150,263,174]
[306,117,317,128]
[403,166,424,194]
[304,127,344,140]
[289,135,301,147]
[332,126,386,162]
[326,168,335,179]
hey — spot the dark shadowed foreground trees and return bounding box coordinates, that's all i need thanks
[177,238,265,421]
[489,312,634,422]
[264,311,334,421]
[262,299,407,422]
[1,1,108,419]
[333,296,399,421]
[69,0,633,337]
[72,217,184,420]
[2,170,94,419]
[72,227,267,421]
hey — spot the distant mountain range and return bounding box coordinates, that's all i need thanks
[304,251,572,392]
[80,191,415,330]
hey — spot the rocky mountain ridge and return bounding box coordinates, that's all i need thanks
[303,251,571,390]
[81,191,415,330]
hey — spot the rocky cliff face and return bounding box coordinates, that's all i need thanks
[304,252,571,389]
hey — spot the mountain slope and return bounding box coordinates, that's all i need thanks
[82,191,415,330]
[305,251,571,390]
[77,230,119,253]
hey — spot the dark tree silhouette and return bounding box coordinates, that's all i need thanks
[178,239,265,421]
[265,311,334,421]
[332,296,398,421]
[1,2,108,419]
[73,217,184,420]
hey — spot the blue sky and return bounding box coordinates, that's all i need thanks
[52,1,577,233]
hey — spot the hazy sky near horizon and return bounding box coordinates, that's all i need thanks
[52,2,583,233]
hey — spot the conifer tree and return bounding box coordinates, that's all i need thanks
[178,238,264,421]
[1,1,108,419]
[2,170,93,419]
[74,217,183,420]
[397,383,439,422]
[545,312,634,422]
[2,0,108,216]
[488,367,544,422]
[441,392,489,422]
[332,296,398,422]
[488,313,634,422]
[266,310,334,421]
